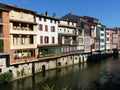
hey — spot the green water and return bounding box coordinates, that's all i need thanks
[0,57,120,90]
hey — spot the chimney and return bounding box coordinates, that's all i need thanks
[45,11,48,16]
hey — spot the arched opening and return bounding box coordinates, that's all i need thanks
[82,56,84,63]
[42,65,46,77]
[82,56,84,60]
[79,56,81,64]
[58,62,61,66]
[84,56,87,62]
[65,61,67,65]
[75,57,77,60]
[42,65,46,72]
[79,57,81,60]
[9,69,12,73]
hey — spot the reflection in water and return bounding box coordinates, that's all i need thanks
[0,57,120,90]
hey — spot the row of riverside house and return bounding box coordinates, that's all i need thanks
[0,3,119,78]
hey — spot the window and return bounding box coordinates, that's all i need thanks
[106,32,109,35]
[29,35,34,44]
[85,37,90,42]
[78,29,82,35]
[29,24,33,30]
[73,30,75,33]
[44,36,49,43]
[45,25,48,31]
[39,17,41,21]
[84,26,90,35]
[54,20,56,24]
[50,20,52,23]
[52,37,55,43]
[72,23,74,25]
[100,39,104,42]
[96,45,99,49]
[44,18,46,22]
[64,29,66,32]
[38,24,43,31]
[51,26,55,32]
[106,38,109,41]
[101,28,104,31]
[85,45,90,49]
[78,38,83,43]
[68,22,70,25]
[100,45,104,48]
[113,38,117,43]
[101,33,104,36]
[40,36,43,44]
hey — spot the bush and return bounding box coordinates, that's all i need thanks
[0,71,13,83]
[42,85,70,90]
[42,85,55,90]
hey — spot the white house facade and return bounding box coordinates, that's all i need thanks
[36,12,60,58]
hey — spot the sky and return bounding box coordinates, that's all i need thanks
[0,0,120,28]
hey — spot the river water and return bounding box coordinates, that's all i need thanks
[0,57,120,90]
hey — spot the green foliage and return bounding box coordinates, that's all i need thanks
[42,85,55,90]
[42,85,70,90]
[0,39,3,51]
[0,71,13,83]
[62,86,70,90]
[42,50,48,57]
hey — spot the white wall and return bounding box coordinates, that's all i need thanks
[36,16,58,45]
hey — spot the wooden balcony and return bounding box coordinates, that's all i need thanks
[10,29,37,35]
[11,50,85,65]
[11,44,37,49]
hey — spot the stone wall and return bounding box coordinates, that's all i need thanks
[0,54,88,79]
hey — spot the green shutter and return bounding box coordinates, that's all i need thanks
[0,39,3,51]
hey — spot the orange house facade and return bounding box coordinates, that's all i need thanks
[0,7,10,53]
[0,3,38,65]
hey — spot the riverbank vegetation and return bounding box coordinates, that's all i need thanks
[42,85,70,90]
[0,71,13,83]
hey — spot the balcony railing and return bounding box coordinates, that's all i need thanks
[11,44,37,49]
[13,26,34,31]
[10,29,37,35]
